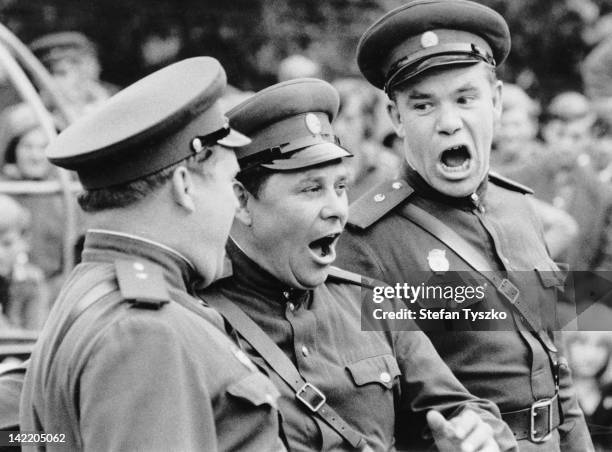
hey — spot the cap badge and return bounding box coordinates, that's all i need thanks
[420,31,439,49]
[427,249,449,273]
[305,113,322,135]
[191,137,204,153]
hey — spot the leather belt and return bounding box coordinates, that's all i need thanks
[502,393,560,443]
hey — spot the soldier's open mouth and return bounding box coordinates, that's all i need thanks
[440,145,471,172]
[309,233,341,258]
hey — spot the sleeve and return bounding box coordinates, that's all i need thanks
[392,330,518,452]
[0,360,27,430]
[336,230,387,281]
[79,316,220,452]
[554,333,595,451]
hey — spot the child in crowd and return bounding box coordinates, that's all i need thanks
[0,194,49,330]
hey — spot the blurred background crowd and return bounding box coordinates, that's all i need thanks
[2,0,612,448]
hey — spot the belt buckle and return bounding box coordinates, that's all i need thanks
[296,382,326,412]
[530,398,554,443]
[498,278,520,304]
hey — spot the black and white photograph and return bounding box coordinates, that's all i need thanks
[1,0,612,450]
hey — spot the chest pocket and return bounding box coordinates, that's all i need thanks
[535,260,566,288]
[533,260,569,329]
[346,354,401,389]
[226,372,281,410]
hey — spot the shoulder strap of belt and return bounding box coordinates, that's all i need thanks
[400,203,559,360]
[205,291,368,450]
[47,269,117,368]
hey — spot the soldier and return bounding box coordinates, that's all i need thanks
[29,31,117,117]
[334,1,593,450]
[204,77,516,451]
[19,57,284,451]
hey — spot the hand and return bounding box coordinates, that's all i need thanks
[427,409,500,452]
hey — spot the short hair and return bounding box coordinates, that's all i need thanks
[388,62,498,103]
[235,165,275,199]
[77,149,214,212]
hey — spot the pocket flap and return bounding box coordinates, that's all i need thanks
[345,354,400,389]
[535,262,566,288]
[226,372,280,409]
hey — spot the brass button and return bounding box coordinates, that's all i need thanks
[380,372,391,383]
[392,182,402,190]
[301,345,309,357]
[374,193,386,202]
[287,302,295,311]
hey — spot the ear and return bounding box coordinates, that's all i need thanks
[387,100,405,138]
[233,181,253,227]
[492,80,503,122]
[171,166,195,213]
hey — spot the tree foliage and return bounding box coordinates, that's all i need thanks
[0,0,605,101]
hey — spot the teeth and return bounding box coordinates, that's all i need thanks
[441,159,470,172]
[440,144,470,171]
[310,233,340,258]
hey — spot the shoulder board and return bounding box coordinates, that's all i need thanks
[488,171,534,194]
[115,259,170,309]
[326,266,377,290]
[348,179,414,230]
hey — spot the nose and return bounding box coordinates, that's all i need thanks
[320,188,348,225]
[436,102,462,135]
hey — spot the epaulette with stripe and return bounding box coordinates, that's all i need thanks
[488,171,534,194]
[347,179,414,230]
[326,266,377,290]
[115,259,170,309]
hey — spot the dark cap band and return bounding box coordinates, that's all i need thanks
[385,40,495,92]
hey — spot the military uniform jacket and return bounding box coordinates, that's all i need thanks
[205,239,516,452]
[497,152,612,272]
[20,230,284,452]
[335,168,593,451]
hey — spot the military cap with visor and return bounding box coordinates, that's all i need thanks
[226,78,351,172]
[46,56,250,189]
[357,0,511,92]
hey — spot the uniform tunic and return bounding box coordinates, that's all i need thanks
[336,167,593,451]
[205,239,517,452]
[20,230,284,452]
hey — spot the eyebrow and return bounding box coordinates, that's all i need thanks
[406,90,432,100]
[295,170,348,184]
[296,173,322,184]
[406,81,481,99]
[456,83,479,94]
